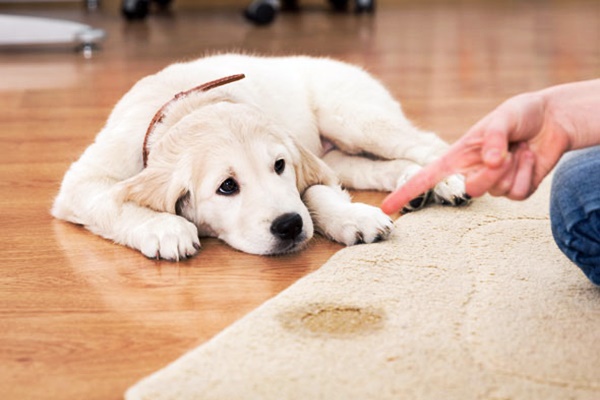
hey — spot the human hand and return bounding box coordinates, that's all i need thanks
[381,91,572,215]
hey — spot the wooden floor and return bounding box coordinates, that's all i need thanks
[1,2,598,399]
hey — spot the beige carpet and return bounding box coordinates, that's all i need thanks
[126,177,600,399]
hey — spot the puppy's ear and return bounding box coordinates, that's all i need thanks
[293,142,339,193]
[118,167,190,215]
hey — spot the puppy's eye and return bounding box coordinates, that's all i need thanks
[274,159,285,175]
[217,178,239,196]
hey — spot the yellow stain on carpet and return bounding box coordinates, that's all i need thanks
[280,303,385,337]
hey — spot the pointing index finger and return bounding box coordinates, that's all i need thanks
[381,156,456,214]
[381,132,486,215]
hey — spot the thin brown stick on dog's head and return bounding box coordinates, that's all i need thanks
[142,73,246,168]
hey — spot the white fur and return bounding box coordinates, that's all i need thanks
[52,54,467,260]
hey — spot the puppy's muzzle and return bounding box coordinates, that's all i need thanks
[270,213,303,241]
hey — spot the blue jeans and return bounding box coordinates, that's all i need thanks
[550,145,600,285]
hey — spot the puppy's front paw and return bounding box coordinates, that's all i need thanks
[433,174,471,207]
[130,214,201,261]
[395,164,433,214]
[401,190,433,214]
[322,203,393,246]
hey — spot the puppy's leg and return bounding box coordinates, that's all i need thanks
[52,172,200,261]
[323,150,468,212]
[302,184,393,245]
[318,103,470,208]
[323,149,423,191]
[322,150,431,212]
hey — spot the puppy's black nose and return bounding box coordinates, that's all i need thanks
[270,213,303,241]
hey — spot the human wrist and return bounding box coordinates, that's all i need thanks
[541,79,600,151]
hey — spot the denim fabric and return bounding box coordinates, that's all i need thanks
[550,145,600,285]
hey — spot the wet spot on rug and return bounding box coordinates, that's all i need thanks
[279,303,385,337]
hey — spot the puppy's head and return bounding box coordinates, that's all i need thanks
[119,101,336,255]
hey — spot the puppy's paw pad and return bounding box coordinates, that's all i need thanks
[132,215,200,261]
[433,174,471,207]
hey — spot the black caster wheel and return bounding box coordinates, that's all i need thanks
[245,0,279,25]
[329,0,349,12]
[281,0,300,12]
[355,0,375,13]
[154,0,172,10]
[122,0,150,20]
[281,0,299,11]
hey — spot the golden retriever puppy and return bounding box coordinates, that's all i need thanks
[52,54,468,260]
